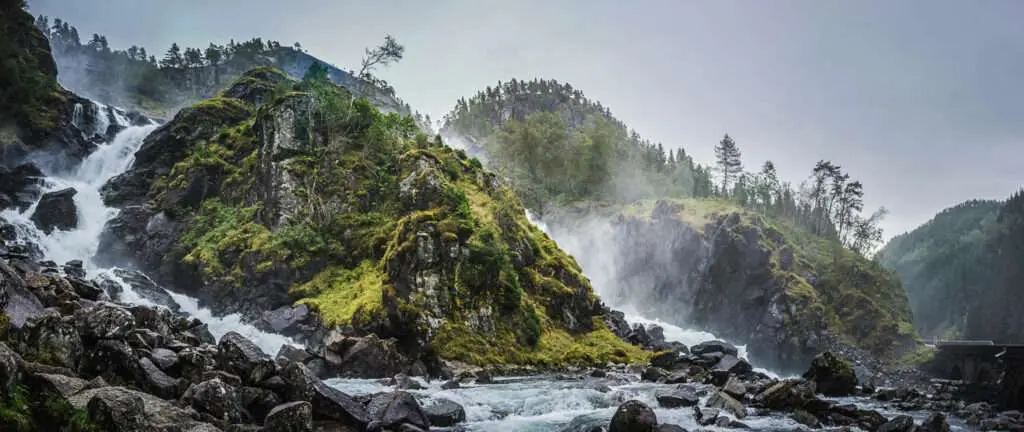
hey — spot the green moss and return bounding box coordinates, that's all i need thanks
[0,313,10,341]
[0,384,97,432]
[898,345,937,367]
[292,261,386,327]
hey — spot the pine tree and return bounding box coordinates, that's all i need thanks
[714,134,743,195]
[160,43,183,68]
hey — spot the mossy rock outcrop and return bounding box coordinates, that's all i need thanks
[545,198,915,373]
[98,68,647,372]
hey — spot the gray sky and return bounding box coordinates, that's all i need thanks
[28,0,1024,241]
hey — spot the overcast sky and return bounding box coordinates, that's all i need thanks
[28,0,1024,241]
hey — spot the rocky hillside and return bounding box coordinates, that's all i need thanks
[878,192,1024,343]
[545,199,916,374]
[876,199,1002,339]
[95,66,647,374]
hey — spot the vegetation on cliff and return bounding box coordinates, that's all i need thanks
[0,0,69,143]
[878,192,1024,343]
[141,67,646,367]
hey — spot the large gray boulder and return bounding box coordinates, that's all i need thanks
[86,388,148,432]
[366,391,430,430]
[609,400,658,432]
[424,398,466,427]
[802,351,858,396]
[216,331,275,385]
[74,302,136,340]
[264,401,313,432]
[30,187,79,233]
[181,377,250,424]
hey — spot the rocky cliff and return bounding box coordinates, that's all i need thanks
[545,199,916,374]
[95,67,647,375]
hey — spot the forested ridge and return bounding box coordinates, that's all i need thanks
[442,80,889,254]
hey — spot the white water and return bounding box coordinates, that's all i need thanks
[0,106,299,357]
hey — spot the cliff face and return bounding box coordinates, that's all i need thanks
[96,68,647,374]
[546,199,916,374]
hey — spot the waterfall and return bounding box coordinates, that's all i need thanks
[0,102,297,356]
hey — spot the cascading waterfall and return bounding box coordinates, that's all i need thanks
[0,103,297,356]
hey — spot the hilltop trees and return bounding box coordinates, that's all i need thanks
[714,134,743,194]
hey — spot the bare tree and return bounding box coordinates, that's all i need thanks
[358,35,404,79]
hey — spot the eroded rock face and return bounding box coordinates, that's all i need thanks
[0,163,45,212]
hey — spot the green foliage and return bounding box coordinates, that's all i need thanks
[0,384,97,432]
[292,261,386,327]
[0,313,10,341]
[0,3,65,141]
[898,345,937,367]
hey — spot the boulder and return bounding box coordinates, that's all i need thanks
[640,367,667,382]
[656,425,686,432]
[30,187,79,233]
[74,302,136,340]
[310,380,371,428]
[655,384,700,408]
[280,361,319,402]
[1,260,46,328]
[150,348,179,371]
[756,379,816,410]
[86,388,148,432]
[878,414,916,432]
[714,355,752,374]
[802,351,858,396]
[423,398,466,427]
[706,390,747,419]
[691,340,738,357]
[329,335,411,378]
[722,377,749,399]
[67,277,105,301]
[275,344,311,366]
[182,377,250,424]
[15,313,83,370]
[216,331,275,385]
[177,346,217,383]
[238,385,282,423]
[24,372,89,400]
[0,342,22,392]
[693,407,720,426]
[135,357,184,399]
[264,401,313,432]
[110,270,180,311]
[366,391,430,430]
[609,400,658,432]
[63,260,87,279]
[390,372,424,390]
[70,386,202,427]
[789,409,820,428]
[921,412,951,432]
[78,339,136,384]
[649,350,681,370]
[257,304,314,338]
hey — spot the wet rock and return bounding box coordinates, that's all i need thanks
[694,406,720,426]
[0,163,45,212]
[646,325,665,343]
[110,269,180,312]
[330,335,411,379]
[424,398,466,427]
[216,331,275,385]
[802,351,858,396]
[655,385,700,408]
[63,260,87,279]
[275,344,311,366]
[691,340,738,357]
[713,355,752,374]
[30,187,79,233]
[1,260,46,327]
[280,361,319,402]
[390,372,424,390]
[921,412,951,432]
[609,400,658,432]
[238,385,282,423]
[706,390,746,419]
[74,302,136,340]
[756,378,816,410]
[264,401,313,432]
[310,380,370,428]
[722,377,748,399]
[24,372,89,400]
[178,346,217,384]
[440,380,460,390]
[789,409,820,428]
[641,366,667,382]
[86,388,148,431]
[656,425,685,432]
[366,391,430,430]
[67,277,105,300]
[258,304,313,338]
[649,350,682,370]
[182,377,250,424]
[878,414,915,432]
[79,339,136,385]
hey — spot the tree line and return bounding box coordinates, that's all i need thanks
[710,134,887,254]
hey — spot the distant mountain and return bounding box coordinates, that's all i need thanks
[877,195,1024,342]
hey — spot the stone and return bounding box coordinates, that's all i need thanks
[136,357,184,399]
[802,351,858,396]
[24,372,89,401]
[691,340,738,357]
[757,378,816,410]
[16,313,83,370]
[440,380,460,390]
[67,277,105,301]
[275,344,311,366]
[390,373,424,390]
[0,342,22,392]
[714,355,752,374]
[178,346,217,383]
[78,339,136,384]
[722,376,749,399]
[366,391,430,430]
[182,377,250,424]
[0,163,44,212]
[264,401,313,432]
[280,361,319,402]
[921,412,951,432]
[86,389,148,432]
[238,385,282,423]
[258,304,312,337]
[693,407,720,426]
[74,302,136,340]
[310,379,370,428]
[424,398,466,427]
[70,386,201,427]
[641,367,667,382]
[649,350,681,370]
[706,390,747,419]
[62,259,86,278]
[332,335,410,379]
[789,409,820,428]
[877,415,916,432]
[150,348,179,371]
[216,331,275,385]
[609,400,658,432]
[655,385,700,408]
[30,187,79,233]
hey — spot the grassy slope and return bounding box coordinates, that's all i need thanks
[148,69,648,368]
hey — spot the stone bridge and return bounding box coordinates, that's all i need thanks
[928,339,1024,409]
